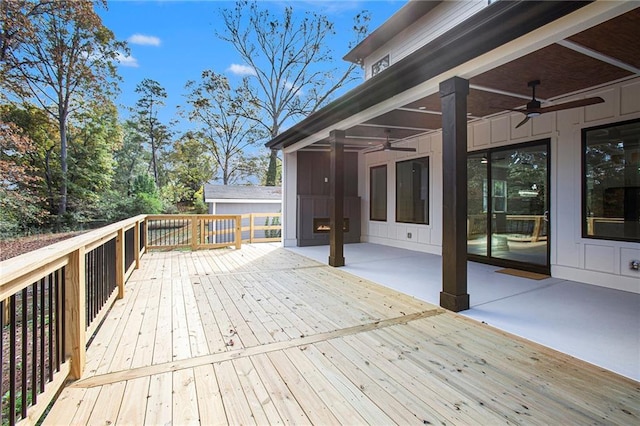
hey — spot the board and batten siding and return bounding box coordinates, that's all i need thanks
[363,0,488,80]
[361,76,640,293]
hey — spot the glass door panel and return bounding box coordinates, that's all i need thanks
[467,153,488,257]
[467,142,550,272]
[490,144,549,266]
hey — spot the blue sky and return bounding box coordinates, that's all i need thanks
[99,0,405,134]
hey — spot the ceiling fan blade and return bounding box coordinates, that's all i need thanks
[515,116,530,129]
[389,147,417,152]
[492,106,528,114]
[364,146,385,154]
[538,97,604,114]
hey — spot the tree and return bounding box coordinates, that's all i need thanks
[183,70,266,185]
[133,79,170,189]
[1,0,125,217]
[218,1,370,185]
[0,117,46,236]
[111,120,150,196]
[66,100,121,222]
[0,103,59,213]
[165,132,216,205]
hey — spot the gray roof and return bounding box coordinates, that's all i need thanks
[204,185,282,201]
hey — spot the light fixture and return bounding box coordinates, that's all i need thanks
[481,156,488,164]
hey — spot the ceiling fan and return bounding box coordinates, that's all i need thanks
[507,80,604,128]
[366,129,416,154]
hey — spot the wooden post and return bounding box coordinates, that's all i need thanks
[191,217,198,251]
[250,213,255,243]
[329,130,345,267]
[235,215,242,249]
[134,220,141,269]
[439,76,470,312]
[116,228,125,299]
[65,248,86,379]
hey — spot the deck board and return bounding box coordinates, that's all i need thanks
[44,244,639,425]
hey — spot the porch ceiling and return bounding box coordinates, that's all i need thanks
[303,7,639,152]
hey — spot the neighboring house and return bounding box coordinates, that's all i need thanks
[266,0,640,311]
[203,184,282,242]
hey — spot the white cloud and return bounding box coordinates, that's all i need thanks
[128,34,161,46]
[116,52,139,68]
[284,80,303,97]
[227,63,257,77]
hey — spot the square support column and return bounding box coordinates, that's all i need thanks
[329,130,345,267]
[439,76,470,312]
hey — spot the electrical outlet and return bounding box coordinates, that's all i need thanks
[407,232,412,239]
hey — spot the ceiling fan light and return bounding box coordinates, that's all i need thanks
[527,112,541,118]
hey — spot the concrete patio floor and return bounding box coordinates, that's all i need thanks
[287,243,640,381]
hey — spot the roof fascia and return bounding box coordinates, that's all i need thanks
[266,0,590,151]
[343,0,443,64]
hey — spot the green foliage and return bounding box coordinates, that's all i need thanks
[132,79,171,189]
[264,216,281,239]
[192,187,208,214]
[1,0,126,215]
[165,132,216,204]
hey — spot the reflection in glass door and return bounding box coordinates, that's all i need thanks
[467,141,550,272]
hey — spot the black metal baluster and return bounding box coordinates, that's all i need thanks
[61,267,66,358]
[39,277,45,393]
[32,281,38,405]
[21,288,28,419]
[55,269,61,371]
[48,274,53,382]
[9,294,17,426]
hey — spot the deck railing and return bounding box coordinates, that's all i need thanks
[0,215,147,425]
[146,214,242,250]
[0,213,245,425]
[241,213,282,243]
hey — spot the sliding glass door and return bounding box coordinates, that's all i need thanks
[467,141,550,273]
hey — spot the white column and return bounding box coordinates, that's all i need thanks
[282,151,298,247]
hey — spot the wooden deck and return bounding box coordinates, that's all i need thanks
[44,244,638,425]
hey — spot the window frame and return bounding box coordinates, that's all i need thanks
[395,156,430,225]
[369,164,387,222]
[582,118,640,243]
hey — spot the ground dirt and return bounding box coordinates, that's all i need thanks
[0,232,83,262]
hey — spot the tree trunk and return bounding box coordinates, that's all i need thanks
[265,149,278,186]
[58,118,67,216]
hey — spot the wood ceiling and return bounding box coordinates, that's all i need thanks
[309,7,639,151]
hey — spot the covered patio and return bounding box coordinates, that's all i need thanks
[44,244,638,424]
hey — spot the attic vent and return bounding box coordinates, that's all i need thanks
[372,54,389,77]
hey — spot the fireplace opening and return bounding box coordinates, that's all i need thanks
[313,217,350,233]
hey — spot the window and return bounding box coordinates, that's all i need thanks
[371,55,389,77]
[396,157,429,224]
[583,119,640,242]
[370,165,387,221]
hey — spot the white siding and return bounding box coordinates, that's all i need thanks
[364,1,488,80]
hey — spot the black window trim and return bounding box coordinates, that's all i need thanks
[395,156,430,225]
[369,164,388,222]
[581,117,640,243]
